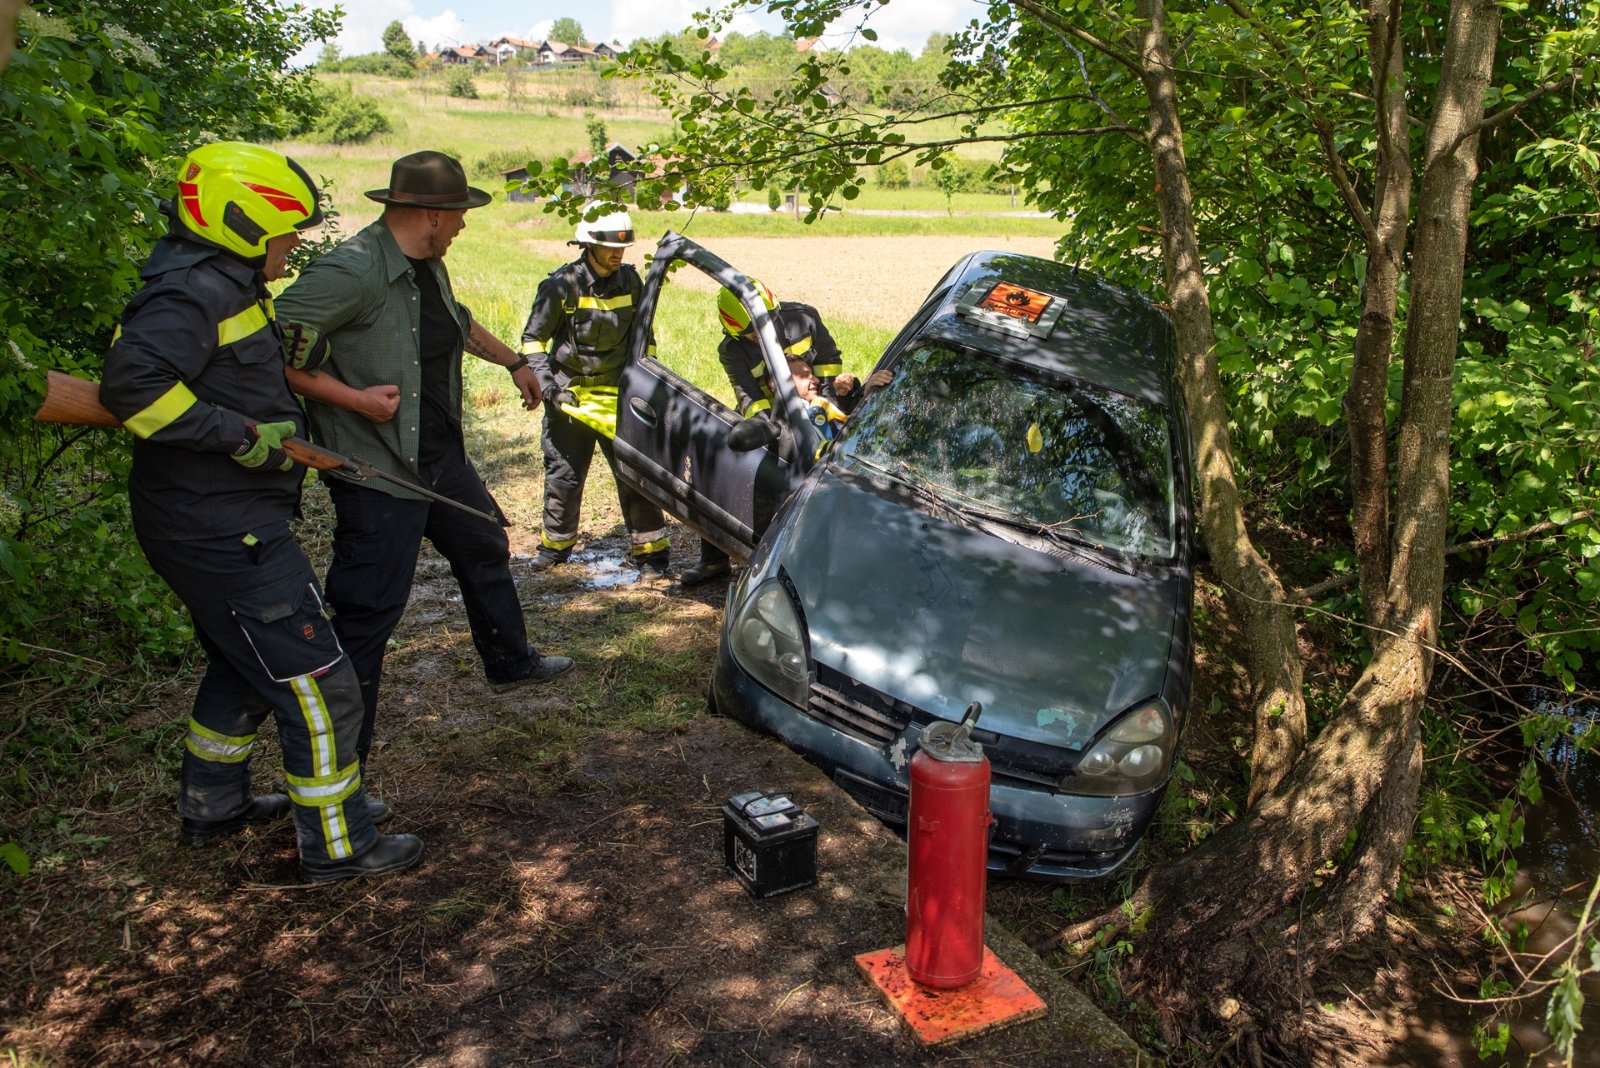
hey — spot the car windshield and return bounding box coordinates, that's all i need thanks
[836,343,1177,559]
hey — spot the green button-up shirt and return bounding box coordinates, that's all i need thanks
[275,218,472,499]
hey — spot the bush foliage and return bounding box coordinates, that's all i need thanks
[0,0,335,682]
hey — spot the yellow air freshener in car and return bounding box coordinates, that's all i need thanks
[1026,421,1044,453]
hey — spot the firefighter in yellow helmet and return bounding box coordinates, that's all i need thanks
[518,205,672,578]
[99,142,422,882]
[679,278,849,586]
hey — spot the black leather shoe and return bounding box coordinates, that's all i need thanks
[529,548,570,571]
[301,833,423,884]
[489,654,575,693]
[362,793,393,825]
[180,793,292,846]
[678,559,732,586]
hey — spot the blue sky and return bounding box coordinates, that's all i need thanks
[308,0,983,59]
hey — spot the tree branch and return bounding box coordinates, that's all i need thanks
[1289,510,1595,604]
[1008,0,1144,78]
[1218,0,1376,245]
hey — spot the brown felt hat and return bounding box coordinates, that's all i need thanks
[365,150,491,210]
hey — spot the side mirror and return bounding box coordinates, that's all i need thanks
[728,414,779,452]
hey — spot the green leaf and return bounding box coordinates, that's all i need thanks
[0,842,29,876]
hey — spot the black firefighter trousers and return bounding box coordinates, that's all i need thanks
[140,521,378,865]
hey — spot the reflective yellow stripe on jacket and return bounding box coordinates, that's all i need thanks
[217,302,271,347]
[125,382,199,439]
[575,294,634,312]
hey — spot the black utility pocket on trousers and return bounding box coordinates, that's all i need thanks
[228,581,344,683]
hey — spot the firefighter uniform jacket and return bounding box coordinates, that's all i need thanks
[519,256,648,393]
[101,234,306,541]
[716,301,843,418]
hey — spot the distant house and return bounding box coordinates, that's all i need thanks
[539,39,591,64]
[500,165,540,204]
[591,41,622,61]
[565,143,640,198]
[440,44,488,65]
[488,36,540,65]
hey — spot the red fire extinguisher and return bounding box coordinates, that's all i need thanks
[905,701,990,989]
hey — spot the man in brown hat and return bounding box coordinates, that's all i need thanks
[277,151,574,818]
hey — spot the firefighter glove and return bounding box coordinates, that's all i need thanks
[232,420,297,473]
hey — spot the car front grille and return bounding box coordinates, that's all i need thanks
[806,664,924,746]
[809,663,1076,786]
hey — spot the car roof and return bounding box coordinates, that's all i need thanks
[912,251,1178,406]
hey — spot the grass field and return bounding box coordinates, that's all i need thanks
[276,72,1065,404]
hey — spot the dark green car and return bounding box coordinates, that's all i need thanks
[615,235,1196,881]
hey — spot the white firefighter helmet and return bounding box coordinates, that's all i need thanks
[573,205,635,247]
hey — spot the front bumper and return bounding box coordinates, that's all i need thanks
[712,640,1162,882]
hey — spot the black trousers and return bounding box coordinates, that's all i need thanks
[140,521,376,863]
[538,399,669,557]
[323,445,539,761]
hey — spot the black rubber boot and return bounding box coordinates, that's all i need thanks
[678,543,732,586]
[180,793,292,846]
[301,833,424,884]
[635,551,671,582]
[529,547,571,571]
[362,793,393,825]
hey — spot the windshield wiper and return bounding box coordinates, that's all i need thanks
[943,497,1138,573]
[847,454,972,523]
[849,455,1136,572]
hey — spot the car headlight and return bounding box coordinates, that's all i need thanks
[728,577,810,706]
[1065,699,1176,796]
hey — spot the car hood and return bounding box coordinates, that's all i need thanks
[764,466,1184,751]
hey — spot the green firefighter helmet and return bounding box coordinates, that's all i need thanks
[173,142,324,263]
[717,278,777,337]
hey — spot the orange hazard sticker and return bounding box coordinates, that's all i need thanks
[976,283,1054,323]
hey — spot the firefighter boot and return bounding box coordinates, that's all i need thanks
[301,833,424,884]
[529,547,570,571]
[180,793,292,846]
[636,550,671,584]
[679,542,731,587]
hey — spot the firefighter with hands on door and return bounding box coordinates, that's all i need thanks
[99,142,422,883]
[519,205,673,580]
[276,151,576,813]
[678,279,847,587]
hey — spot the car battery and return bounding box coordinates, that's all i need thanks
[722,789,819,899]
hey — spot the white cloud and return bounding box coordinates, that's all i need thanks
[606,0,764,47]
[307,0,415,56]
[825,0,978,55]
[406,10,470,51]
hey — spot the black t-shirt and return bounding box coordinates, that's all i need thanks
[409,256,460,466]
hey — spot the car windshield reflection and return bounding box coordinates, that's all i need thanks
[836,343,1177,560]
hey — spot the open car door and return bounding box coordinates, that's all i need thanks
[611,232,823,560]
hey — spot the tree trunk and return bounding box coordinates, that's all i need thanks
[1134,0,1308,803]
[1064,0,1501,1026]
[1345,0,1413,631]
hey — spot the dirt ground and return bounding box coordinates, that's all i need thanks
[0,234,1521,1067]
